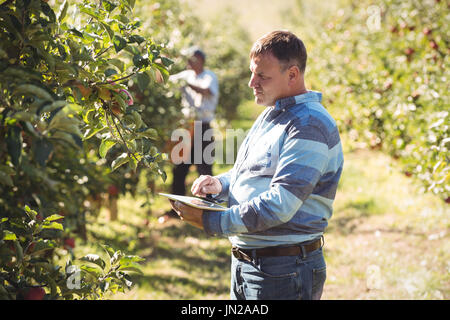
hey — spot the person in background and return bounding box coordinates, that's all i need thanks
[169,30,344,300]
[160,47,219,222]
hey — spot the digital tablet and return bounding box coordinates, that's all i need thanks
[158,193,227,211]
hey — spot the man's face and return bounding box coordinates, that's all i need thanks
[248,52,290,107]
[187,54,204,74]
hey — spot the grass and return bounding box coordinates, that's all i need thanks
[87,202,232,300]
[323,148,449,299]
[73,99,449,300]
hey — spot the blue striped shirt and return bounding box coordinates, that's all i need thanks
[203,91,344,249]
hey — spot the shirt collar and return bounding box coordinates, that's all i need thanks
[274,91,322,111]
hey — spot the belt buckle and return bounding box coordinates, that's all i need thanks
[232,247,242,260]
[232,247,250,262]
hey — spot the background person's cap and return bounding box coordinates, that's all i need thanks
[180,46,206,60]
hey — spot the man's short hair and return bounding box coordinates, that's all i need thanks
[250,30,307,73]
[193,49,206,62]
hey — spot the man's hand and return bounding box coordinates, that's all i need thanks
[170,200,204,230]
[191,175,222,198]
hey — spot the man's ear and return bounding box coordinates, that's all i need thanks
[288,65,300,83]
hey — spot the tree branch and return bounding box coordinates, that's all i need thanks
[106,108,139,163]
[94,46,111,59]
[94,71,138,86]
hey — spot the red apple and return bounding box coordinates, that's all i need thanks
[64,238,75,250]
[24,287,45,300]
[108,185,119,197]
[423,27,432,35]
[405,48,414,56]
[429,40,438,50]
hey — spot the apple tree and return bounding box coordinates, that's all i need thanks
[295,0,449,201]
[0,0,171,298]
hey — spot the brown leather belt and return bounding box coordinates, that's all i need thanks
[232,238,322,263]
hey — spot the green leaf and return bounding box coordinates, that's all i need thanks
[99,139,116,158]
[118,265,143,274]
[110,250,124,266]
[158,167,167,182]
[161,57,174,67]
[51,131,81,149]
[0,171,14,187]
[129,35,146,44]
[43,275,58,297]
[152,63,170,82]
[6,126,23,167]
[31,239,57,255]
[132,54,149,68]
[129,156,137,171]
[83,127,106,141]
[33,138,53,167]
[13,240,23,263]
[103,0,118,13]
[139,128,158,140]
[105,68,118,77]
[24,205,37,220]
[100,22,114,41]
[41,2,56,23]
[126,0,136,10]
[108,59,125,72]
[9,111,36,122]
[111,153,129,171]
[124,44,140,56]
[136,72,150,91]
[79,6,102,20]
[119,255,145,264]
[48,104,83,134]
[113,35,127,53]
[2,230,17,241]
[39,100,67,114]
[41,221,63,231]
[80,254,106,270]
[0,13,23,42]
[80,264,102,278]
[44,214,64,222]
[68,28,84,38]
[49,116,82,137]
[102,244,116,260]
[122,274,133,288]
[111,91,127,111]
[13,84,54,102]
[0,165,15,175]
[3,67,42,82]
[58,0,69,22]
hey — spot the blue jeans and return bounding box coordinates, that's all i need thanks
[230,245,326,300]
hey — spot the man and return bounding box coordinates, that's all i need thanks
[170,31,344,300]
[162,47,219,222]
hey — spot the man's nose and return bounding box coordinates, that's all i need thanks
[248,74,257,88]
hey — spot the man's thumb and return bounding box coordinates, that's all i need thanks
[201,186,211,194]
